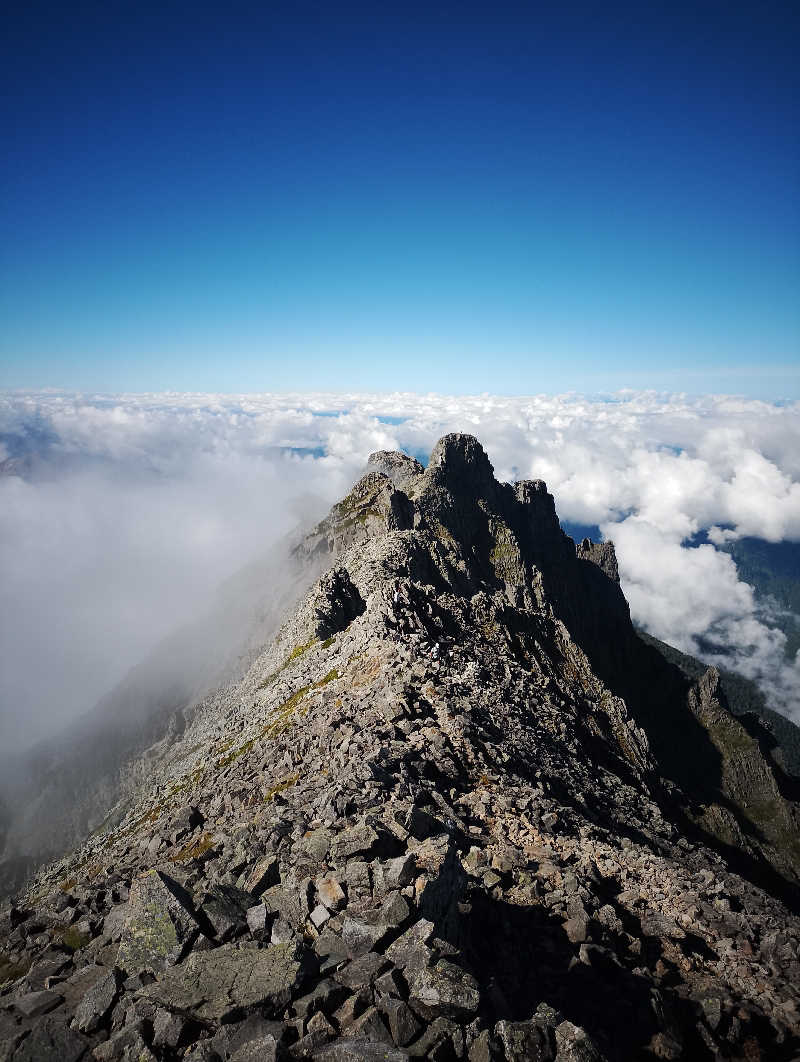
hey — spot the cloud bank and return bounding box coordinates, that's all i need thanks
[1,389,799,749]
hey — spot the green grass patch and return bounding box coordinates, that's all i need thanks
[0,954,30,986]
[54,925,91,953]
[217,737,256,768]
[288,638,316,661]
[264,772,300,802]
[258,637,319,688]
[169,832,216,863]
[314,668,339,688]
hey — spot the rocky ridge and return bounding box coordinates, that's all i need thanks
[1,434,799,1062]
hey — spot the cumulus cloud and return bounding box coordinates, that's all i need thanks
[1,388,798,748]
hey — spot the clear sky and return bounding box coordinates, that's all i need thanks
[2,1,798,397]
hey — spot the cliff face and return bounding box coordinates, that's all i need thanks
[1,434,799,1062]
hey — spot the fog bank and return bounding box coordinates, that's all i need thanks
[1,389,798,750]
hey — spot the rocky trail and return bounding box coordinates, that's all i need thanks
[1,434,799,1061]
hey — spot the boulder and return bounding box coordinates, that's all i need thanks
[495,1019,555,1061]
[72,968,117,1032]
[409,959,480,1021]
[11,1015,88,1062]
[385,919,435,971]
[208,1015,286,1060]
[117,869,201,973]
[331,824,380,863]
[379,997,423,1046]
[141,941,303,1022]
[312,1042,408,1062]
[152,1006,188,1049]
[11,989,63,1018]
[317,875,347,911]
[93,1021,157,1061]
[201,883,253,941]
[262,883,310,929]
[242,856,279,898]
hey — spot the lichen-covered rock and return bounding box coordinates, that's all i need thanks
[312,1042,408,1062]
[116,869,201,973]
[140,941,303,1022]
[495,1019,554,1061]
[408,960,480,1021]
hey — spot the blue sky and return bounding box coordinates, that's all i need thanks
[2,2,798,397]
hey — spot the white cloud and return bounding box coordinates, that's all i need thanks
[1,388,799,747]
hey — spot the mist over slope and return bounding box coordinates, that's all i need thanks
[1,389,798,749]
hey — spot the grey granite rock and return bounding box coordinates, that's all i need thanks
[141,941,302,1022]
[116,869,200,973]
[11,1015,88,1062]
[408,960,480,1021]
[72,968,117,1032]
[11,989,62,1018]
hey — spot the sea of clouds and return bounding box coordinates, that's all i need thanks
[1,389,799,748]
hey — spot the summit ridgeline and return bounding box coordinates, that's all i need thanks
[2,434,800,1061]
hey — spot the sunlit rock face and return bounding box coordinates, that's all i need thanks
[1,434,799,1061]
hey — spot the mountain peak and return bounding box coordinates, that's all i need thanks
[2,435,799,1061]
[427,432,496,488]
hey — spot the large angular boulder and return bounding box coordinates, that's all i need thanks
[201,883,253,941]
[495,1019,555,1061]
[11,989,62,1018]
[313,1040,408,1061]
[11,1014,89,1062]
[72,968,118,1033]
[408,959,480,1021]
[242,856,279,898]
[141,942,303,1023]
[117,869,201,973]
[330,823,380,863]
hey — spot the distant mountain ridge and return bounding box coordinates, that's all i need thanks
[639,629,800,780]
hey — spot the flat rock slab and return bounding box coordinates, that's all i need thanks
[117,869,200,973]
[73,969,117,1033]
[313,1041,408,1061]
[141,942,302,1023]
[11,989,63,1018]
[11,1015,88,1062]
[242,856,279,898]
[330,824,379,863]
